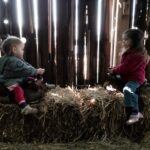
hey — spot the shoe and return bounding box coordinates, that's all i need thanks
[21,105,38,115]
[45,83,55,89]
[138,112,144,119]
[126,114,139,125]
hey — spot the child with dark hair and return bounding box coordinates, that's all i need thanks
[0,36,45,115]
[108,29,149,125]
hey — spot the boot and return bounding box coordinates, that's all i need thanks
[21,105,38,115]
[126,114,139,125]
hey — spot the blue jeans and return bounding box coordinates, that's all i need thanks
[123,81,141,112]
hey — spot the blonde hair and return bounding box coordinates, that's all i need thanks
[1,36,23,56]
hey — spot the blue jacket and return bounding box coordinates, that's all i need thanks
[0,56,37,87]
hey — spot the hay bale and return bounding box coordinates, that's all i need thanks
[0,86,150,143]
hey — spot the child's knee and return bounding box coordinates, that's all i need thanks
[123,86,132,95]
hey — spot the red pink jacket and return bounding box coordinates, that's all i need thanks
[112,49,148,84]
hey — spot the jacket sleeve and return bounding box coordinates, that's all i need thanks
[112,54,146,75]
[3,57,37,78]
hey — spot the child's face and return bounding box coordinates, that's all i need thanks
[13,43,25,59]
[122,34,131,49]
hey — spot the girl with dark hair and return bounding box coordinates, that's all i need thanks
[108,29,149,125]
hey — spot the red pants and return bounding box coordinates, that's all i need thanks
[7,84,26,104]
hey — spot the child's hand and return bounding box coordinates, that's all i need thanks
[107,67,113,74]
[37,68,45,75]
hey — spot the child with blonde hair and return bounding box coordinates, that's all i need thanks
[0,36,45,115]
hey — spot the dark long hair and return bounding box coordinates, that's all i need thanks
[123,28,144,52]
[123,28,149,62]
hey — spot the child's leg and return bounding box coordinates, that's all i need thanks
[13,86,27,108]
[138,94,144,113]
[136,87,144,113]
[123,81,141,124]
[123,81,140,114]
[7,85,37,115]
[125,106,133,119]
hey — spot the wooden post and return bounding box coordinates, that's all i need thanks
[68,0,75,87]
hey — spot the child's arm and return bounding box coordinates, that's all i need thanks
[112,54,146,75]
[37,68,45,75]
[3,57,40,78]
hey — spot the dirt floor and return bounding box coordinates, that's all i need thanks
[0,133,150,150]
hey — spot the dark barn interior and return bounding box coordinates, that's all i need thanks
[0,0,149,87]
[0,0,150,149]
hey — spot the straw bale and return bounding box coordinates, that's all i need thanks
[0,86,150,143]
